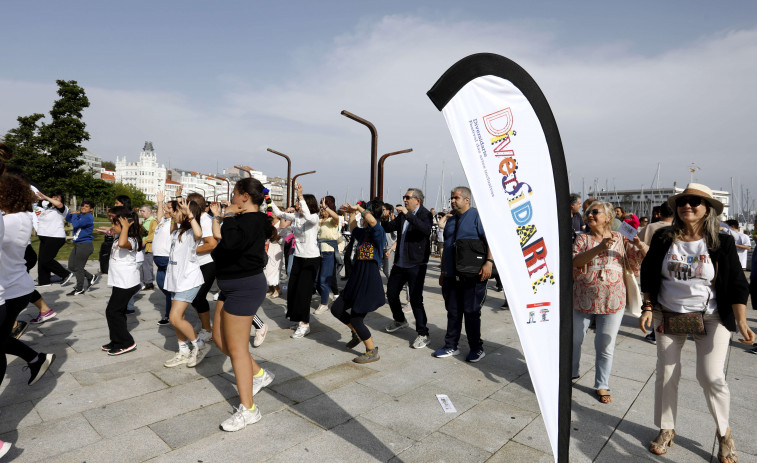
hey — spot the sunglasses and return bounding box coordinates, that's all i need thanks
[675,196,703,208]
[403,195,415,200]
[586,209,602,216]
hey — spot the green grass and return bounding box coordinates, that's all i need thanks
[30,219,112,261]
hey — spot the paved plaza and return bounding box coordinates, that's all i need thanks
[2,259,757,462]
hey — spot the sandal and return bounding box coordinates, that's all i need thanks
[717,428,738,463]
[595,389,612,404]
[649,429,675,455]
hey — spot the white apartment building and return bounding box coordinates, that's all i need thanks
[79,150,103,178]
[115,142,167,203]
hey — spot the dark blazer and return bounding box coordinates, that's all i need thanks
[640,229,748,332]
[382,205,433,267]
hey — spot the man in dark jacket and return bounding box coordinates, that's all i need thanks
[381,188,433,349]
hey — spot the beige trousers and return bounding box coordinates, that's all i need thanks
[653,311,731,435]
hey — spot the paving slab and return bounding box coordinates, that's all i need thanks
[272,362,377,403]
[0,413,101,462]
[47,426,171,463]
[291,382,392,429]
[391,431,492,463]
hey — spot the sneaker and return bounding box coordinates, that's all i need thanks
[60,272,74,286]
[291,323,311,339]
[353,347,380,364]
[220,404,262,432]
[11,321,29,339]
[433,346,460,358]
[29,310,57,324]
[187,343,209,367]
[252,323,268,347]
[0,440,11,459]
[142,283,154,291]
[645,332,656,345]
[490,284,503,292]
[252,368,274,395]
[164,351,190,367]
[411,335,430,349]
[213,292,220,301]
[385,320,408,333]
[125,308,136,315]
[36,283,52,288]
[101,342,114,352]
[313,304,330,315]
[197,329,212,344]
[466,348,486,363]
[157,318,170,326]
[108,344,137,356]
[25,353,56,385]
[66,288,85,296]
[345,331,361,350]
[747,346,757,355]
[500,300,509,310]
[402,303,412,313]
[89,273,101,287]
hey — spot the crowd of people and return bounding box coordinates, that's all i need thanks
[2,136,756,460]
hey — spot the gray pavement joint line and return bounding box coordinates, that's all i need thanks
[590,366,655,462]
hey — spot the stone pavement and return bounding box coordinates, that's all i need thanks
[2,260,757,462]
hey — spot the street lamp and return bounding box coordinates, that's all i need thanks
[291,170,316,206]
[267,148,292,208]
[192,186,207,198]
[203,182,218,201]
[234,165,252,178]
[377,148,413,201]
[341,110,378,200]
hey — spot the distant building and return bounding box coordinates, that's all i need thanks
[79,150,103,178]
[164,179,181,198]
[590,186,730,218]
[266,176,287,207]
[100,168,116,183]
[115,142,167,203]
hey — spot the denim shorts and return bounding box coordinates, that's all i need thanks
[171,285,202,303]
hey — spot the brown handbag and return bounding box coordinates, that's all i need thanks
[660,311,706,335]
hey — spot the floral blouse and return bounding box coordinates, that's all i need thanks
[573,231,644,314]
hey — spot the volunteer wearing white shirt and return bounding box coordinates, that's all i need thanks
[0,174,56,387]
[185,193,217,343]
[34,190,73,287]
[724,219,751,270]
[102,206,142,356]
[270,181,320,339]
[152,191,173,325]
[163,198,209,369]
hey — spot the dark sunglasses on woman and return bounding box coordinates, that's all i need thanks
[675,196,702,208]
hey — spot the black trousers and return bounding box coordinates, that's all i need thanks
[191,262,216,314]
[99,235,114,274]
[386,264,429,336]
[105,285,140,349]
[286,256,320,323]
[0,293,37,386]
[38,236,69,284]
[441,277,486,350]
[342,236,355,279]
[330,296,370,341]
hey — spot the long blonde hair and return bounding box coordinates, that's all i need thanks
[666,202,721,250]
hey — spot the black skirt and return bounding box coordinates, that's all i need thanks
[340,259,385,314]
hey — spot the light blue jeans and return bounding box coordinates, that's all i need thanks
[572,309,625,390]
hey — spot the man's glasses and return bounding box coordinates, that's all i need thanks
[586,209,602,216]
[675,196,703,208]
[403,195,415,200]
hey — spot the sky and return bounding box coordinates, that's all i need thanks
[3,0,757,211]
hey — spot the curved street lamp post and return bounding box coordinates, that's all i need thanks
[341,110,378,200]
[291,170,316,206]
[377,148,413,201]
[266,148,292,208]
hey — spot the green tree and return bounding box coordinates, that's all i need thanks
[110,182,151,209]
[101,160,116,170]
[4,80,90,193]
[65,171,114,208]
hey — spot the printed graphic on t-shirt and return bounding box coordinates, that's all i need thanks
[666,251,710,281]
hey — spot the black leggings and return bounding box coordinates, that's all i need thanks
[37,236,69,284]
[23,245,42,305]
[191,262,216,314]
[1,293,37,387]
[330,296,370,341]
[105,285,141,349]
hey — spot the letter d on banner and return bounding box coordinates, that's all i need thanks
[427,53,572,462]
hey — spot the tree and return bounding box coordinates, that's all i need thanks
[4,80,90,193]
[110,183,151,209]
[65,171,114,208]
[101,160,116,170]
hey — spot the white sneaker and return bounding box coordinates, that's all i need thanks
[411,335,430,349]
[213,292,220,301]
[252,368,275,395]
[220,404,262,432]
[164,351,190,368]
[197,329,212,344]
[252,323,268,347]
[187,343,209,368]
[313,304,329,315]
[291,323,311,338]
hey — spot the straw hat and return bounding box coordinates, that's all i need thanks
[668,183,724,215]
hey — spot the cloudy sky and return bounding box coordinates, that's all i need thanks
[3,0,756,210]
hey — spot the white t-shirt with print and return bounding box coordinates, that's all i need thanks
[108,237,141,289]
[658,239,717,315]
[0,213,35,300]
[152,217,172,257]
[36,201,69,238]
[164,230,204,292]
[196,213,215,266]
[735,231,750,269]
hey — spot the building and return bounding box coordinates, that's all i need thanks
[100,168,116,183]
[266,176,287,207]
[79,150,103,177]
[115,142,167,203]
[164,179,181,198]
[590,186,730,219]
